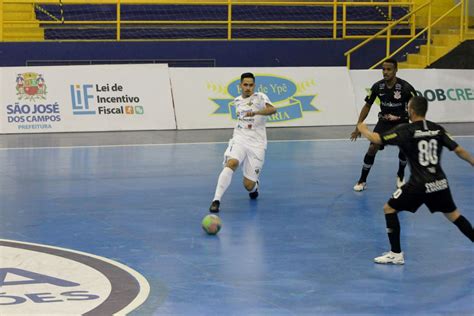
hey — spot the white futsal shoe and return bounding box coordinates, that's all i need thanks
[353,182,367,192]
[374,251,405,265]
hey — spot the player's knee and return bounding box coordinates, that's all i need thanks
[368,144,379,155]
[444,209,460,222]
[383,203,396,214]
[243,178,256,191]
[398,151,407,161]
[226,159,239,170]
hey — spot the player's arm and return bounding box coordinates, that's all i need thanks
[441,129,474,166]
[350,103,372,141]
[357,122,382,145]
[351,83,378,141]
[454,146,474,166]
[246,103,276,116]
[245,93,276,117]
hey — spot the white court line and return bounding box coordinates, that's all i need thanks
[0,135,473,151]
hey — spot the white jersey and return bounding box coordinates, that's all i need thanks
[232,92,272,149]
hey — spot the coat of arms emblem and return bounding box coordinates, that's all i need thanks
[16,72,47,101]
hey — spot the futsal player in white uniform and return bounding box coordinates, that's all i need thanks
[209,72,277,213]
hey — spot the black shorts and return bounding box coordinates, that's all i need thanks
[373,119,408,150]
[387,183,457,213]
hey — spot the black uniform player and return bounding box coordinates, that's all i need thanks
[358,96,474,264]
[351,58,417,191]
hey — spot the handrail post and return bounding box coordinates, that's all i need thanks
[388,3,393,22]
[332,0,337,39]
[466,0,469,39]
[347,54,351,69]
[459,0,464,42]
[426,2,432,65]
[411,2,416,37]
[342,3,346,38]
[0,0,3,42]
[116,0,121,41]
[227,0,232,40]
[386,24,391,59]
[387,2,392,58]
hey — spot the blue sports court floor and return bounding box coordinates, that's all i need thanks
[0,125,472,315]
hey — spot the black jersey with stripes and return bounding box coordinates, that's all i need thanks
[365,78,416,121]
[380,120,458,190]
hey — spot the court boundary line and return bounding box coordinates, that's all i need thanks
[0,135,473,151]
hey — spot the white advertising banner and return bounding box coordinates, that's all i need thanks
[0,64,176,133]
[170,67,358,129]
[350,69,474,124]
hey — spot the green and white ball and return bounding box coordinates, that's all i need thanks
[202,214,221,235]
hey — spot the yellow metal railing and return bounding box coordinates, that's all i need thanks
[0,1,3,40]
[1,0,415,41]
[463,0,470,37]
[345,0,468,69]
[340,1,414,39]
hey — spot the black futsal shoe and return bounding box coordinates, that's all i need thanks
[209,200,220,213]
[249,189,259,200]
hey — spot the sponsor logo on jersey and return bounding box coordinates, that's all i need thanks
[425,179,448,193]
[383,133,398,141]
[414,130,440,138]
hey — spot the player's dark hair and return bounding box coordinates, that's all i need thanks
[241,72,255,82]
[383,58,398,69]
[410,96,428,116]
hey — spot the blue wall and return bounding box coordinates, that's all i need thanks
[0,40,422,69]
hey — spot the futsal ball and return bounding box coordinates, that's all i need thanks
[202,214,221,235]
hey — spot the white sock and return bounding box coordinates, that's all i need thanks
[249,181,258,193]
[213,167,234,201]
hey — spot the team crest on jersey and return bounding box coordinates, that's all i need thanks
[16,72,47,101]
[209,75,318,122]
[394,91,401,99]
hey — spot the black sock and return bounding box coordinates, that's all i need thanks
[453,216,474,242]
[385,213,401,253]
[358,154,375,183]
[397,151,407,179]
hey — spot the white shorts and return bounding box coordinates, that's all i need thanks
[223,139,265,182]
